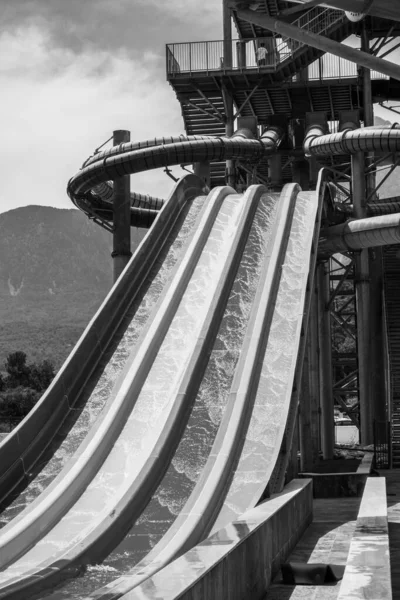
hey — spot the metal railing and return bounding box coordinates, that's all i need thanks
[306,53,388,81]
[166,6,345,76]
[374,420,391,469]
[276,7,344,55]
[166,38,280,73]
[166,38,388,82]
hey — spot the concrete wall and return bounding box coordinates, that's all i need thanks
[127,479,313,600]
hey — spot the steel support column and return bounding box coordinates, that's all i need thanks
[223,1,235,187]
[223,88,235,187]
[352,151,373,444]
[318,262,335,459]
[223,0,232,69]
[308,283,320,466]
[112,129,131,283]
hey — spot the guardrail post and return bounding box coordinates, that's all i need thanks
[112,129,132,283]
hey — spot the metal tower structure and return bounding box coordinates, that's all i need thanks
[165,0,400,467]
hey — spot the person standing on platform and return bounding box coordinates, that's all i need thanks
[256,43,267,66]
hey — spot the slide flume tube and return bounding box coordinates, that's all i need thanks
[67,128,283,207]
[82,184,298,598]
[0,188,261,598]
[0,175,204,513]
[319,213,400,255]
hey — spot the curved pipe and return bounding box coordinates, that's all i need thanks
[319,213,400,255]
[303,124,327,157]
[68,127,285,227]
[304,125,400,157]
[92,182,165,210]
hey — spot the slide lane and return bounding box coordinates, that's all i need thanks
[50,185,284,599]
[81,181,322,600]
[77,184,299,600]
[0,174,205,522]
[0,186,261,598]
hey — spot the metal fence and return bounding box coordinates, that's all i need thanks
[166,38,280,73]
[374,420,391,469]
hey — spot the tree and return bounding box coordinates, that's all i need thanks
[0,386,40,420]
[29,360,55,392]
[4,351,31,388]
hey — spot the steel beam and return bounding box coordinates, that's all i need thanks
[318,262,335,459]
[235,9,400,81]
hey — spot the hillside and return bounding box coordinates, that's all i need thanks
[0,206,144,370]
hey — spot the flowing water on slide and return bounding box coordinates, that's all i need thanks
[0,196,206,528]
[0,193,246,590]
[45,193,279,599]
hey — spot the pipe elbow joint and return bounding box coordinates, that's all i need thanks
[303,124,326,157]
[260,125,285,151]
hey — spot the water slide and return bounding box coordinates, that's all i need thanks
[0,126,398,599]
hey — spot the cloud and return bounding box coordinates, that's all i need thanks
[0,24,187,214]
[1,0,222,57]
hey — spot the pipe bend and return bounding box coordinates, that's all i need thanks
[303,124,326,157]
[261,125,285,152]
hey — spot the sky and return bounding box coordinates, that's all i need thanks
[0,1,397,215]
[0,0,221,214]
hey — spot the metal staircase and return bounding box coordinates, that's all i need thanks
[383,245,400,467]
[180,91,227,185]
[167,5,358,186]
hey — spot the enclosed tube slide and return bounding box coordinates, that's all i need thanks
[67,127,284,227]
[319,213,400,256]
[305,124,400,254]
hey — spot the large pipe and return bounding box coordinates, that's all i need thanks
[235,9,400,81]
[304,125,400,157]
[68,128,285,208]
[319,213,400,255]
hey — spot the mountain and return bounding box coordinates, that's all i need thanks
[0,206,144,370]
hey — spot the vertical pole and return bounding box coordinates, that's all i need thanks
[352,151,373,444]
[309,285,321,465]
[223,88,235,187]
[223,0,232,69]
[318,261,334,459]
[193,161,211,189]
[361,23,373,128]
[112,129,131,283]
[300,283,319,470]
[223,1,235,188]
[299,342,313,472]
[362,21,382,441]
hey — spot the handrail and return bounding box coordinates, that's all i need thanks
[166,37,388,81]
